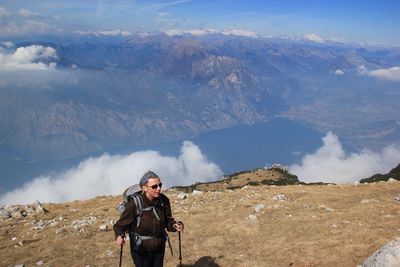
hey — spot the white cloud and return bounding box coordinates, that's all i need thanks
[289,132,400,184]
[357,65,369,75]
[222,29,259,38]
[21,20,53,34]
[1,41,14,48]
[0,141,223,205]
[358,65,400,81]
[0,6,11,18]
[0,45,57,71]
[18,8,37,17]
[334,69,344,75]
[74,29,132,37]
[304,33,325,43]
[368,66,400,81]
[0,6,59,36]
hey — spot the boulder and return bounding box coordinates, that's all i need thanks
[192,190,203,196]
[33,201,49,214]
[177,192,188,200]
[362,238,400,267]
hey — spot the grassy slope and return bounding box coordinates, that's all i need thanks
[1,180,400,267]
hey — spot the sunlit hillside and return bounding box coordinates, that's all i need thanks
[1,175,400,267]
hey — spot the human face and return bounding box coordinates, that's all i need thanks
[143,177,162,200]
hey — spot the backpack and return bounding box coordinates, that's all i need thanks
[117,184,142,214]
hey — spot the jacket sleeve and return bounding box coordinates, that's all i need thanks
[163,195,177,232]
[113,199,136,238]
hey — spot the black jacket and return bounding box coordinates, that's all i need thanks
[113,193,176,252]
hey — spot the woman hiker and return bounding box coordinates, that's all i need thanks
[113,171,184,267]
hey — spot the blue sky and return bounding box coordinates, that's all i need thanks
[0,0,399,45]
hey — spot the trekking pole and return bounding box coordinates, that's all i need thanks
[166,232,174,255]
[119,244,123,267]
[178,231,182,266]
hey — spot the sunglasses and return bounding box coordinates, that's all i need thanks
[149,183,162,189]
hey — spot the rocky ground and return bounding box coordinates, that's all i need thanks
[1,179,400,267]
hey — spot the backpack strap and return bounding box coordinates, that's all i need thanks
[132,194,143,227]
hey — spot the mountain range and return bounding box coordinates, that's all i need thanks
[0,32,399,182]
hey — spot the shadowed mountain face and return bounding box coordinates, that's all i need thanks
[0,33,399,162]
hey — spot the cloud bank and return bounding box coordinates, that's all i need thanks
[289,132,400,184]
[358,65,400,81]
[0,44,57,71]
[0,141,222,205]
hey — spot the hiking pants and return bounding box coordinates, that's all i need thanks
[131,248,165,267]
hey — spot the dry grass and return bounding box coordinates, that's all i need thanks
[1,181,400,267]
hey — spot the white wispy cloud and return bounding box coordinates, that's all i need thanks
[303,33,325,43]
[0,141,223,205]
[1,41,14,48]
[222,29,259,37]
[289,132,400,184]
[0,5,58,36]
[18,8,37,17]
[0,6,11,18]
[358,65,400,81]
[368,66,400,81]
[334,69,344,75]
[0,44,57,71]
[22,20,52,33]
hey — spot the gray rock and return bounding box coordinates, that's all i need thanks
[99,224,108,231]
[247,215,257,221]
[33,200,49,214]
[272,194,286,201]
[71,216,97,230]
[362,238,400,267]
[254,204,265,214]
[0,208,11,219]
[192,190,203,196]
[11,211,23,219]
[177,192,188,200]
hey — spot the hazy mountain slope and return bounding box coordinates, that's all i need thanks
[1,33,399,162]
